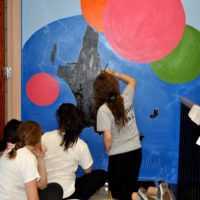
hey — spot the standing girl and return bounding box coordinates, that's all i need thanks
[93,68,142,200]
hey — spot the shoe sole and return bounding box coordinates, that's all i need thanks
[138,187,155,200]
[160,183,172,200]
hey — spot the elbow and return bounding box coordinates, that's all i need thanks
[129,79,136,88]
[83,165,92,174]
[38,183,47,190]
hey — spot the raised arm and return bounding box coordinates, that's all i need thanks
[104,68,136,88]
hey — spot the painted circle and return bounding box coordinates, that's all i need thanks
[26,73,59,106]
[150,25,200,84]
[81,0,107,32]
[103,0,185,62]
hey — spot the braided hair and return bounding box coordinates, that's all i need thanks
[8,121,42,159]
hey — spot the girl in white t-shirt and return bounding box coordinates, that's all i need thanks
[42,103,107,200]
[0,121,63,200]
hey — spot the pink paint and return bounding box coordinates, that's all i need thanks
[103,0,185,62]
[26,73,59,106]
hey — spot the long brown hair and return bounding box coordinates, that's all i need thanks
[8,121,42,159]
[57,103,84,151]
[93,73,128,131]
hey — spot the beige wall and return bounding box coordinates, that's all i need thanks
[5,0,21,122]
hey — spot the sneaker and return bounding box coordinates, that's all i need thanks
[138,187,156,200]
[159,182,173,200]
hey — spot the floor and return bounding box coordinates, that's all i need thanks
[89,182,176,200]
[89,185,112,200]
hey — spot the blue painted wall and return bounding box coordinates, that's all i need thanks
[21,1,200,183]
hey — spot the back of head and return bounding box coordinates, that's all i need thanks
[93,72,120,102]
[8,121,42,159]
[0,119,22,152]
[93,73,127,131]
[4,119,22,143]
[57,103,83,151]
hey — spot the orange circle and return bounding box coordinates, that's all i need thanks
[81,0,107,32]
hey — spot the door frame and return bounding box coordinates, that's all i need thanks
[6,0,21,122]
[0,0,5,140]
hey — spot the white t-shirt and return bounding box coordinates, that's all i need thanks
[42,130,93,198]
[0,147,40,200]
[97,84,141,156]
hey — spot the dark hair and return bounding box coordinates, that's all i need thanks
[0,119,22,152]
[57,103,84,151]
[93,73,128,131]
[8,121,42,159]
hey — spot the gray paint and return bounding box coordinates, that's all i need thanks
[57,26,102,128]
[51,44,57,65]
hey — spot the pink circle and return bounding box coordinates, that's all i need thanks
[103,0,185,62]
[26,73,59,106]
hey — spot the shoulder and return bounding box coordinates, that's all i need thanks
[17,146,32,156]
[121,84,135,101]
[42,129,59,140]
[122,84,134,95]
[76,138,88,147]
[75,138,90,153]
[98,103,111,115]
[17,147,37,165]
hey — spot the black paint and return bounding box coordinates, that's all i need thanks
[57,26,102,128]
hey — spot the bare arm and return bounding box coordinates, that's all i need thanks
[104,68,136,88]
[36,157,47,189]
[103,130,112,154]
[83,165,92,174]
[32,145,47,189]
[25,179,39,200]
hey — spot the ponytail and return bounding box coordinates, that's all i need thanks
[8,140,25,159]
[93,73,128,131]
[7,121,42,159]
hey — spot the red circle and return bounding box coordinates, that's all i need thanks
[26,73,59,106]
[103,0,185,62]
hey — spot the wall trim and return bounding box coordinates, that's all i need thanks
[6,0,21,121]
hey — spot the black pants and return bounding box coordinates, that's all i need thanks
[38,182,63,200]
[108,148,142,200]
[64,169,108,200]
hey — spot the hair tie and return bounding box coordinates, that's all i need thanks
[110,96,115,101]
[111,70,115,76]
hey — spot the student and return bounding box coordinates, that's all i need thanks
[93,68,142,200]
[0,119,22,156]
[93,68,173,200]
[42,103,107,200]
[0,121,63,200]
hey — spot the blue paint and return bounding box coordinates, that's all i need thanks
[22,15,200,183]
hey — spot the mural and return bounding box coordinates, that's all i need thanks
[151,25,200,84]
[57,26,101,128]
[22,0,200,183]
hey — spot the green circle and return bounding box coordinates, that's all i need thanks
[150,25,200,84]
